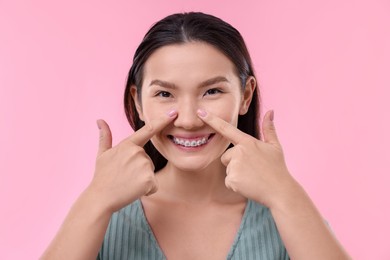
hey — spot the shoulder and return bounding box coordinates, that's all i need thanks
[228,200,290,260]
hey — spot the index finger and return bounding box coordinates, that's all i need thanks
[197,109,250,145]
[125,110,177,147]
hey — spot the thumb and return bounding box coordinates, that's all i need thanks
[96,119,112,156]
[262,110,279,144]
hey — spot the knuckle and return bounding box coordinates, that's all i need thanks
[125,145,143,156]
[140,158,153,170]
[99,131,108,142]
[143,174,156,190]
[144,123,155,134]
[221,156,229,166]
[225,176,238,192]
[144,174,155,185]
[99,133,105,142]
[132,146,144,154]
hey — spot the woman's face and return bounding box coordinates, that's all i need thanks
[132,42,254,172]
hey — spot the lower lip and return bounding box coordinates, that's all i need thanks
[169,135,214,152]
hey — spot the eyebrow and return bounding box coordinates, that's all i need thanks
[149,76,229,89]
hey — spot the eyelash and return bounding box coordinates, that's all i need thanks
[155,91,172,98]
[204,88,223,96]
[154,88,223,98]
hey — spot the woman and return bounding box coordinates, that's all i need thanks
[42,12,350,259]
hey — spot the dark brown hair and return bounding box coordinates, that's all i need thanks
[124,12,260,172]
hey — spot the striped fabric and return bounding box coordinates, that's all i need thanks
[97,200,289,259]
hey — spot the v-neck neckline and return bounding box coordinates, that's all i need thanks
[136,199,251,259]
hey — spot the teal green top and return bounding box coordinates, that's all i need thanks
[98,199,289,259]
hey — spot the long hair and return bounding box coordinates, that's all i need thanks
[124,12,260,172]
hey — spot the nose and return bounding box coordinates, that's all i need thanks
[173,100,204,130]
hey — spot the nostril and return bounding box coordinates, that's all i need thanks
[173,111,204,129]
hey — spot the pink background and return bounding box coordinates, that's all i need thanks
[1,0,389,259]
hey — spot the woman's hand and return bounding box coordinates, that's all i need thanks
[40,114,178,260]
[197,109,295,208]
[198,109,351,259]
[90,111,177,213]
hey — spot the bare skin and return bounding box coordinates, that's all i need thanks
[196,110,351,260]
[141,156,248,259]
[41,42,351,260]
[41,111,350,260]
[40,114,178,260]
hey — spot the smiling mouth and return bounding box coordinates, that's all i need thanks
[168,134,215,147]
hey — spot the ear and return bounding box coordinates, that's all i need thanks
[239,76,256,115]
[130,85,144,121]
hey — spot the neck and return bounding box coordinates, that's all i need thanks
[156,159,243,205]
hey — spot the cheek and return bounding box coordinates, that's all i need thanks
[217,110,239,125]
[142,107,158,122]
[207,107,239,128]
[140,89,165,122]
[206,97,241,126]
[141,99,170,123]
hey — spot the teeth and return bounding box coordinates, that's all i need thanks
[172,136,209,147]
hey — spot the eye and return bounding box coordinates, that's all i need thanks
[155,91,172,98]
[204,88,222,96]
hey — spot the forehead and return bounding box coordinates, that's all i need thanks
[142,42,238,86]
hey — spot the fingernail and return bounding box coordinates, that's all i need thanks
[197,109,207,117]
[270,110,274,122]
[167,109,177,117]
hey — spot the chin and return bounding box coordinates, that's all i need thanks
[166,159,222,174]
